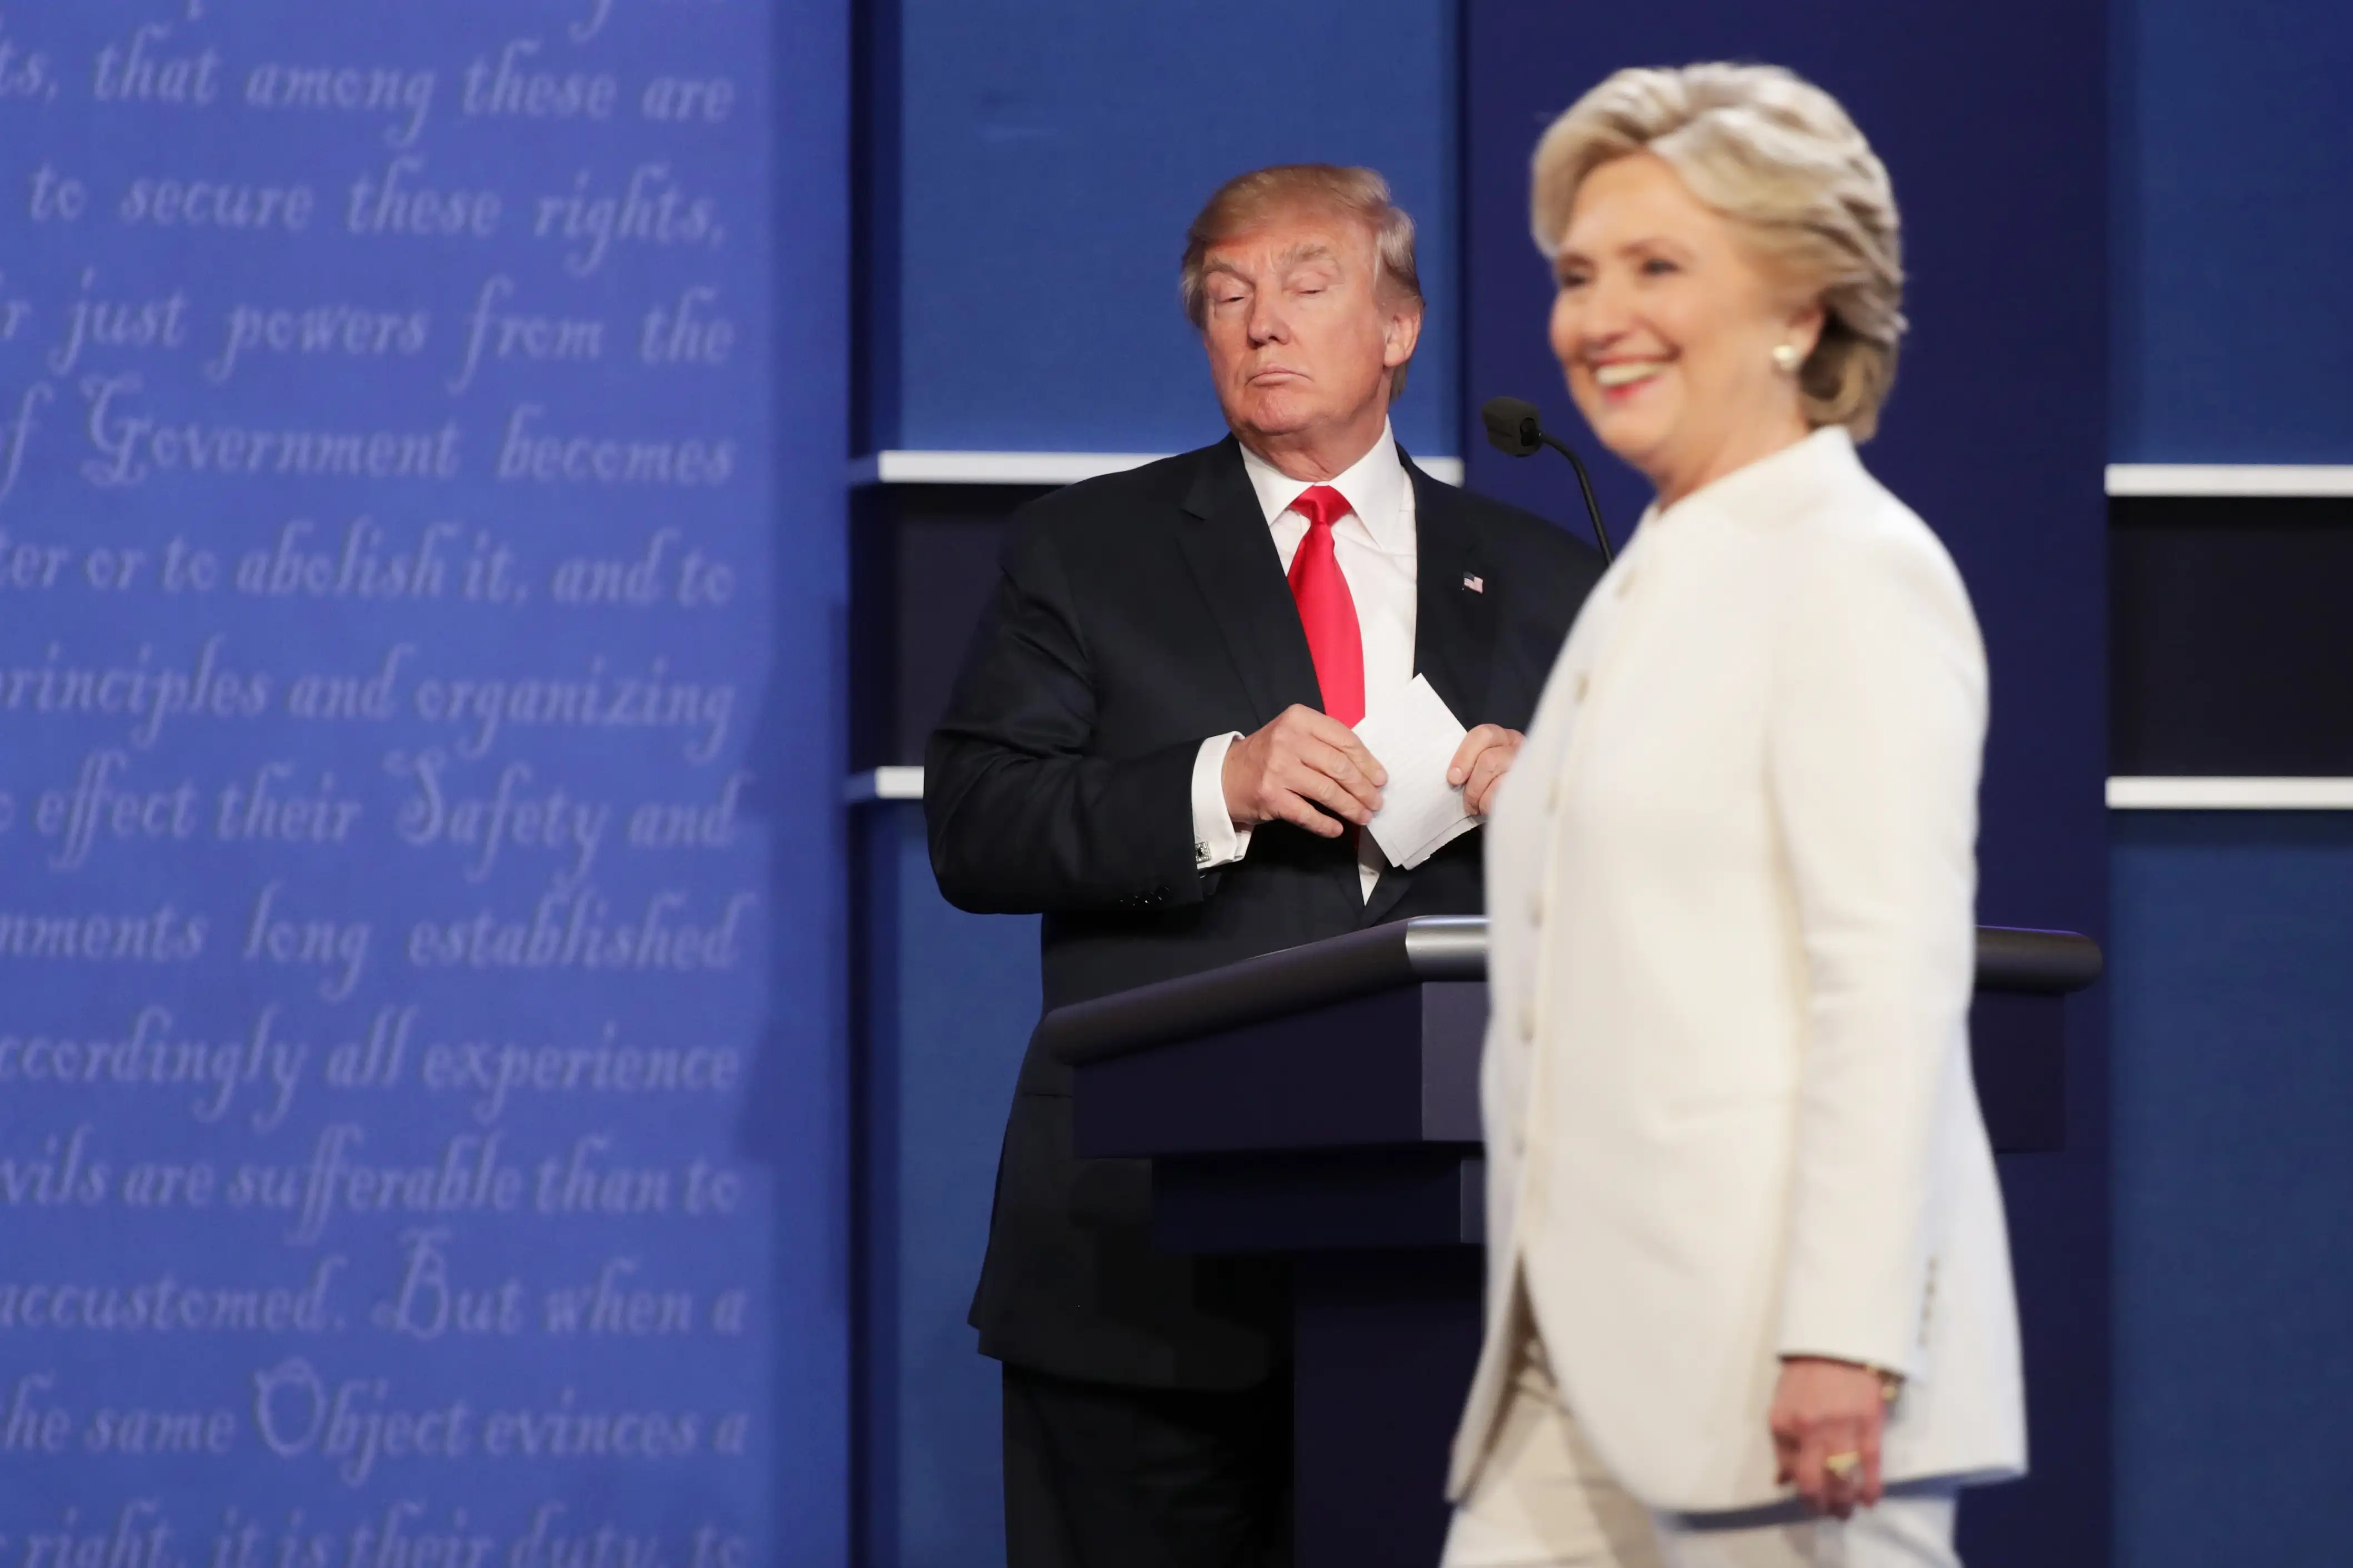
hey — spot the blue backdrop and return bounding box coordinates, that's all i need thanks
[870,0,1460,459]
[0,1,847,1560]
[2113,0,2353,460]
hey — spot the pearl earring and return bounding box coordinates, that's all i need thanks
[1771,343,1803,373]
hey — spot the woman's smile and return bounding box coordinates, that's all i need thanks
[1592,359,1672,398]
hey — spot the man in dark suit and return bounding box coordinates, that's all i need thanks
[927,163,1606,1567]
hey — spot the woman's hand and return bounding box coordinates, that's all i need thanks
[1769,1357,1889,1519]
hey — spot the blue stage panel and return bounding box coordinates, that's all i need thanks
[2114,0,2353,461]
[2111,813,2353,1568]
[881,0,1459,459]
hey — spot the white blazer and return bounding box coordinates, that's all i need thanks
[1446,429,2025,1514]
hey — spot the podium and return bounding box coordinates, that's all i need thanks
[1045,916,2101,1567]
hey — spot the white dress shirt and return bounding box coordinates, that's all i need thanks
[1187,422,1418,900]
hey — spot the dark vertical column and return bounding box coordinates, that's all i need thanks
[769,4,857,1559]
[1292,1249,1486,1568]
[1461,11,2110,1564]
[850,0,902,456]
[849,803,905,1568]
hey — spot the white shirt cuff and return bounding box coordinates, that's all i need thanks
[1191,733,1252,870]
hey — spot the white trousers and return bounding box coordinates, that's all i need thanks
[1442,1332,1961,1568]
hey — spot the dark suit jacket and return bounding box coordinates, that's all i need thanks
[926,435,1603,1391]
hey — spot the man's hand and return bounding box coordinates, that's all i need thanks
[1769,1357,1890,1520]
[1447,725,1524,815]
[1222,705,1386,839]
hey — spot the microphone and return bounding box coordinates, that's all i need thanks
[1480,396,1613,563]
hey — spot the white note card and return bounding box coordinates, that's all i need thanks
[1353,675,1479,870]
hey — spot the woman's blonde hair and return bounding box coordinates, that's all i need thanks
[1531,64,1905,439]
[1181,164,1422,401]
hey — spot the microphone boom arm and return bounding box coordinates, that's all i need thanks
[1538,430,1612,564]
[1479,395,1613,564]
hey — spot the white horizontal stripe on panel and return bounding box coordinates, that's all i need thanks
[843,766,925,804]
[864,771,2353,810]
[2105,464,2353,498]
[2107,776,2353,810]
[851,450,1467,488]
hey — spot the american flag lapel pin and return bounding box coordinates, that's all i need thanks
[1462,574,1484,594]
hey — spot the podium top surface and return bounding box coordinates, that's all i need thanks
[1047,917,2102,1067]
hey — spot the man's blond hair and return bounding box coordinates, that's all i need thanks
[1180,164,1423,401]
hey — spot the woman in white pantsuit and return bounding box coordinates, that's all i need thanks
[1442,66,2024,1567]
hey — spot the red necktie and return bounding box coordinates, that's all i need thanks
[1287,485,1366,727]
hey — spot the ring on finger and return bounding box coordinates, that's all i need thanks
[1822,1452,1862,1480]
